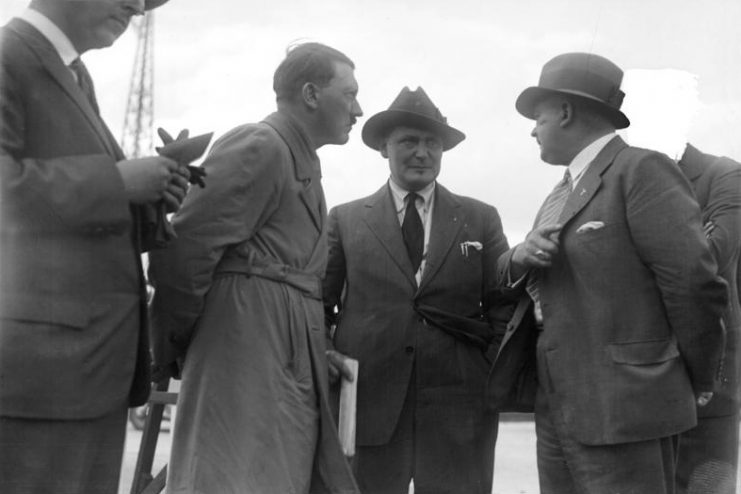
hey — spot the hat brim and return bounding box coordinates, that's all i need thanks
[516,86,630,129]
[145,0,169,10]
[362,110,466,151]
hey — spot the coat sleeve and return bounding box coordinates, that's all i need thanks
[322,206,347,348]
[623,151,727,391]
[481,204,515,356]
[148,126,286,369]
[0,42,131,234]
[703,159,741,275]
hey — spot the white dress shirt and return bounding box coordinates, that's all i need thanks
[19,8,80,75]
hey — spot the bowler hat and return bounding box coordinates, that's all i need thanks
[145,0,169,10]
[362,86,465,151]
[516,52,630,129]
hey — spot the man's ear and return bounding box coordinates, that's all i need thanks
[379,139,389,158]
[301,82,320,110]
[559,100,574,128]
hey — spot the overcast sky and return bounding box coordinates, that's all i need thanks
[2,0,740,244]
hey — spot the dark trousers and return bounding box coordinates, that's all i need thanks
[676,412,739,494]
[353,371,498,494]
[535,385,678,494]
[0,407,128,494]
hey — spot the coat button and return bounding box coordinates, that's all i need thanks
[405,346,414,354]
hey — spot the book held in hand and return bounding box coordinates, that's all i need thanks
[338,358,358,457]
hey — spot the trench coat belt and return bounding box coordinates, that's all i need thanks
[215,255,322,300]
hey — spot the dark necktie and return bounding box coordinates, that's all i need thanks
[526,170,573,318]
[402,192,424,273]
[69,57,100,114]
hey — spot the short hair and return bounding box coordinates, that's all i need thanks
[273,42,355,103]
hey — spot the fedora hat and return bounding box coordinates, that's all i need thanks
[516,52,630,129]
[145,0,169,10]
[362,86,465,151]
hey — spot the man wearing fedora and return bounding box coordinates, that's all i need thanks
[0,0,188,492]
[323,86,511,494]
[487,53,726,493]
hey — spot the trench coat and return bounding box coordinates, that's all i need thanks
[149,112,358,494]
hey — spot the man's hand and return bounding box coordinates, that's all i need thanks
[327,349,355,384]
[510,224,563,279]
[116,156,181,205]
[703,220,716,239]
[696,391,713,407]
[162,166,191,212]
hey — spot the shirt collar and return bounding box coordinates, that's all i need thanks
[19,8,79,65]
[568,133,617,186]
[388,179,436,212]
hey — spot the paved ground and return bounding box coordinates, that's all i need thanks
[119,414,539,494]
[119,413,739,494]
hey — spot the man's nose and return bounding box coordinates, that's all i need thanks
[414,143,429,158]
[352,99,363,118]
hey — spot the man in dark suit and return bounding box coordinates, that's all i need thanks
[675,144,741,494]
[0,1,188,492]
[488,53,727,493]
[323,87,511,494]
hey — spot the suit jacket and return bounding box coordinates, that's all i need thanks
[0,18,151,419]
[489,136,726,445]
[678,143,741,417]
[323,183,511,445]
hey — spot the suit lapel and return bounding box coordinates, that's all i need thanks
[363,185,417,288]
[418,184,464,293]
[10,19,119,158]
[558,136,628,226]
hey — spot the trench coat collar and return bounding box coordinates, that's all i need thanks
[557,135,628,227]
[263,112,325,232]
[8,18,121,159]
[263,111,321,182]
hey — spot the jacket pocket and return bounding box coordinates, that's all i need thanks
[0,293,92,329]
[609,338,679,365]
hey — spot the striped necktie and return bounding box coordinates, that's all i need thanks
[69,57,100,114]
[526,170,573,321]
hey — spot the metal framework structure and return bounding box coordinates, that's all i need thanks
[121,14,155,159]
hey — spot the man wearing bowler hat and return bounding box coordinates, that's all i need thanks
[487,53,726,493]
[0,1,188,492]
[323,87,512,493]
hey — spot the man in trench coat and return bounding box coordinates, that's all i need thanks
[323,87,511,494]
[149,42,363,494]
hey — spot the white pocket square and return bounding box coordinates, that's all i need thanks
[576,221,605,234]
[460,241,483,257]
